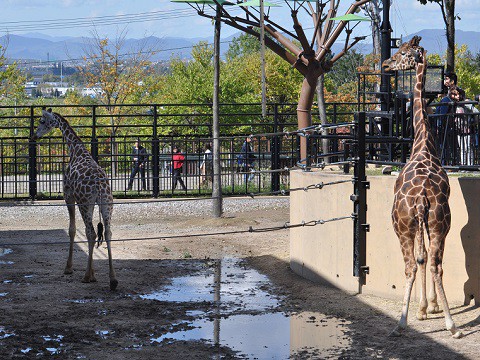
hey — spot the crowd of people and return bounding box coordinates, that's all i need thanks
[126,137,258,193]
[434,71,480,166]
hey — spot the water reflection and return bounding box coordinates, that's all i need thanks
[142,257,351,358]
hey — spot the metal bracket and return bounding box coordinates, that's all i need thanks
[361,223,370,232]
[360,266,370,274]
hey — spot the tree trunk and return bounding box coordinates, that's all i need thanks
[316,74,330,164]
[297,70,321,164]
[445,0,455,72]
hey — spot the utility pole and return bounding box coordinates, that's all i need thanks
[212,4,223,217]
[260,0,267,118]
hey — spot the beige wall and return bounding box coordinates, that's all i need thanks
[290,170,480,305]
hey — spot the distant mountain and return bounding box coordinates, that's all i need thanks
[1,33,208,62]
[2,29,479,62]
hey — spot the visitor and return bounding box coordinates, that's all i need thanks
[172,146,187,191]
[127,139,147,191]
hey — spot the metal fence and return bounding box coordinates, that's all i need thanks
[1,102,365,199]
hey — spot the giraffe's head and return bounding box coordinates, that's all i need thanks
[32,108,59,140]
[382,36,424,72]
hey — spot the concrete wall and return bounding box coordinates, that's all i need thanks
[290,170,480,305]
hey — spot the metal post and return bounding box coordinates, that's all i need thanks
[352,112,369,288]
[271,104,280,192]
[152,105,160,198]
[380,0,392,135]
[212,4,223,217]
[91,106,98,163]
[260,0,267,118]
[28,106,37,200]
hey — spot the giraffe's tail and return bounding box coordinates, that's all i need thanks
[416,190,429,265]
[96,222,104,248]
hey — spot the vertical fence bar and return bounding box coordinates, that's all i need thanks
[91,106,98,163]
[28,106,37,199]
[152,105,160,198]
[352,111,369,287]
[271,104,280,192]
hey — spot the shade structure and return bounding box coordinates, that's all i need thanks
[171,0,233,4]
[234,0,281,7]
[330,14,370,22]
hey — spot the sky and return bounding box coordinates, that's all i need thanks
[1,0,480,41]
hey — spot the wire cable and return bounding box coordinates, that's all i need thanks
[0,214,354,247]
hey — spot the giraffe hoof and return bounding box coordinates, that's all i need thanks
[110,279,118,291]
[427,305,441,314]
[64,267,73,275]
[452,331,463,339]
[389,327,403,337]
[82,276,97,283]
[416,312,427,321]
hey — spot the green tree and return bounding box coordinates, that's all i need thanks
[0,45,26,106]
[418,0,456,72]
[74,29,156,136]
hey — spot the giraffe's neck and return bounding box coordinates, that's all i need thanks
[410,54,437,157]
[56,114,89,159]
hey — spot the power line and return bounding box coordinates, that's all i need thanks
[0,10,195,34]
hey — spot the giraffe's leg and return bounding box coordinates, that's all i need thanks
[427,269,440,314]
[64,198,76,275]
[416,227,428,320]
[101,201,118,291]
[429,245,463,338]
[79,205,97,283]
[390,233,417,337]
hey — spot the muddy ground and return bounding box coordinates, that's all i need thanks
[1,197,480,359]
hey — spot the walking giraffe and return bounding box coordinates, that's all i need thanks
[33,108,118,291]
[383,36,462,338]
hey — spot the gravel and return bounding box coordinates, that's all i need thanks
[0,196,290,224]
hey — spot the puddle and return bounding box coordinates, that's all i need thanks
[0,248,13,256]
[0,326,15,339]
[141,257,279,313]
[96,330,111,339]
[152,312,350,358]
[142,257,352,358]
[65,298,105,304]
[0,292,8,297]
[0,261,14,265]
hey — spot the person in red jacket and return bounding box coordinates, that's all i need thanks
[172,146,187,191]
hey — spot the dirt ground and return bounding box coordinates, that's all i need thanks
[1,197,480,359]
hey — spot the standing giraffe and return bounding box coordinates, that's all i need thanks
[383,36,462,338]
[32,108,118,291]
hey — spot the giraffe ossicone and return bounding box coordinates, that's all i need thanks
[384,36,462,339]
[33,108,118,291]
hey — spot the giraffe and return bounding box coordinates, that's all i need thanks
[32,109,118,291]
[383,36,462,338]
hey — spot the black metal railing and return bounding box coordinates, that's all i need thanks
[0,102,337,199]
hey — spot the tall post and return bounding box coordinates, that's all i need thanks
[152,105,160,198]
[271,104,280,192]
[353,112,369,289]
[28,106,37,200]
[212,4,223,217]
[91,106,99,163]
[380,0,392,135]
[260,0,267,118]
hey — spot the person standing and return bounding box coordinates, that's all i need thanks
[239,135,256,182]
[127,139,147,191]
[200,143,213,185]
[172,146,187,191]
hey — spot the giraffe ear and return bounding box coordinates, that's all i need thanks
[410,36,422,47]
